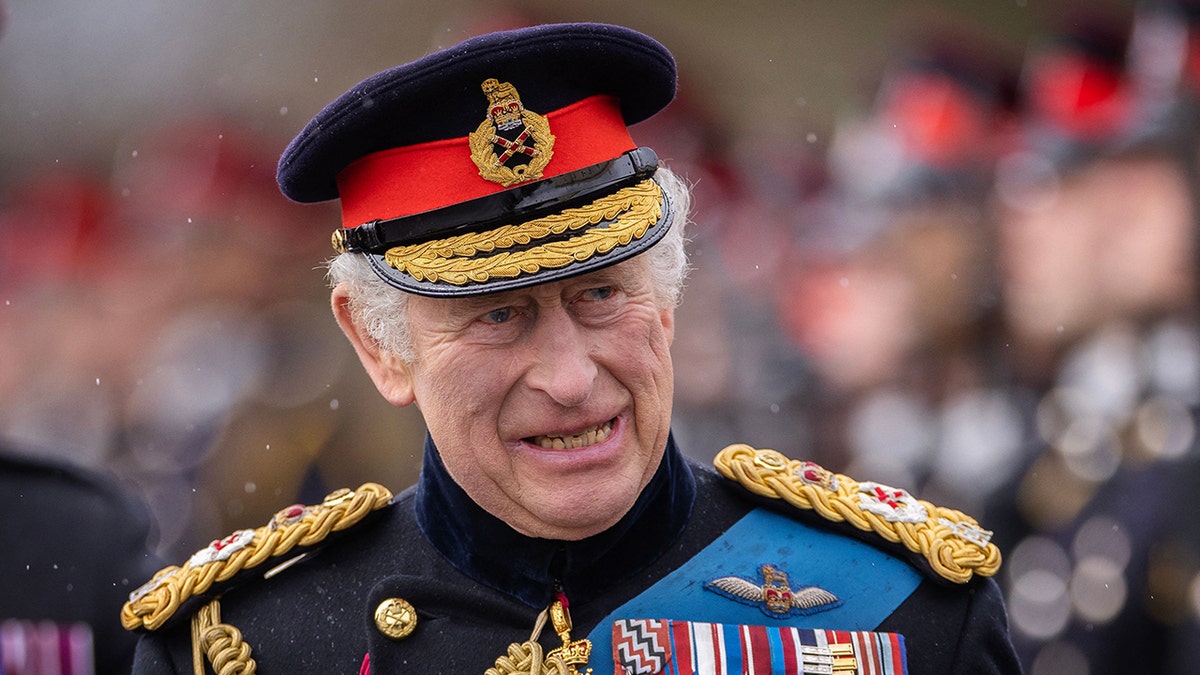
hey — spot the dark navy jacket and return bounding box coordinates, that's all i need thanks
[131,436,1020,673]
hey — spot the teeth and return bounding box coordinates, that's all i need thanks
[533,421,612,450]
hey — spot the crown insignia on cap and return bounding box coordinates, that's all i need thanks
[469,78,556,186]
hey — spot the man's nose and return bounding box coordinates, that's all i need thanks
[523,307,597,408]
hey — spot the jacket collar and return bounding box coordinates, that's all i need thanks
[414,433,695,608]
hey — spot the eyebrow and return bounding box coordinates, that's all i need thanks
[440,261,642,317]
[578,260,641,288]
[441,294,517,322]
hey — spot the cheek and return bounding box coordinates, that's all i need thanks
[621,307,674,369]
[413,355,517,489]
[412,349,510,429]
[621,312,676,420]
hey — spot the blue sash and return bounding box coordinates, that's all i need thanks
[586,508,921,666]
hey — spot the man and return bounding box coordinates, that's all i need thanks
[0,442,162,675]
[986,5,1200,673]
[125,23,1018,674]
[780,32,1020,507]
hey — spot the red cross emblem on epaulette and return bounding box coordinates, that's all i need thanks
[186,529,256,568]
[857,481,928,523]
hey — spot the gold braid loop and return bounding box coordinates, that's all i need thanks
[713,444,1001,584]
[383,179,663,286]
[123,483,393,632]
[191,600,256,675]
[485,605,574,675]
[485,641,571,675]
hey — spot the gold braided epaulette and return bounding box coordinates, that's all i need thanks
[122,482,394,632]
[713,444,1001,584]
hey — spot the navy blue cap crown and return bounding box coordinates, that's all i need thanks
[278,22,676,204]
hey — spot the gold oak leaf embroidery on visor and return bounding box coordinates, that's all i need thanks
[382,179,663,286]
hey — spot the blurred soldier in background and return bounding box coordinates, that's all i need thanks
[654,92,829,467]
[776,26,1024,514]
[0,6,162,670]
[98,118,427,560]
[0,441,162,675]
[985,4,1200,673]
[0,115,428,565]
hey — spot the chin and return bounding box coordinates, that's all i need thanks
[526,491,636,539]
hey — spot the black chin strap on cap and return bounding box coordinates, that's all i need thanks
[332,147,660,254]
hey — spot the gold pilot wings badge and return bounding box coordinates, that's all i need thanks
[706,563,842,618]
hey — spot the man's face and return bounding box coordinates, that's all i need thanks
[996,155,1195,349]
[382,257,675,540]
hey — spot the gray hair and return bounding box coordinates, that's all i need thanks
[328,165,692,361]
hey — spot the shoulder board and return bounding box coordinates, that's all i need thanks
[713,444,1001,585]
[121,482,393,632]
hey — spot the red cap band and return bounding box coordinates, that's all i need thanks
[335,95,635,229]
[1029,52,1130,140]
[884,73,991,168]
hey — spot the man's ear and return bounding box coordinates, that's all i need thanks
[331,284,416,407]
[660,303,676,347]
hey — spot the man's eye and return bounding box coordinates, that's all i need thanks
[483,307,514,324]
[583,286,615,302]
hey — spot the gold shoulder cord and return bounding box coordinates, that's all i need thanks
[191,600,254,675]
[122,483,393,674]
[713,444,1001,583]
[485,606,568,675]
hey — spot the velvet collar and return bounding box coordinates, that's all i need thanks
[413,433,696,609]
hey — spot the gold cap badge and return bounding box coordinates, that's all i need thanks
[468,78,555,186]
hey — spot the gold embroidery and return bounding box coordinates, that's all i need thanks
[383,179,663,286]
[469,78,555,186]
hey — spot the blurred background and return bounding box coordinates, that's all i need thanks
[3,0,1200,673]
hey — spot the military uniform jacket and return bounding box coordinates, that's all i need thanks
[130,436,1020,674]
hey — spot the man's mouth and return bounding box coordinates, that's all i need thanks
[529,420,614,450]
